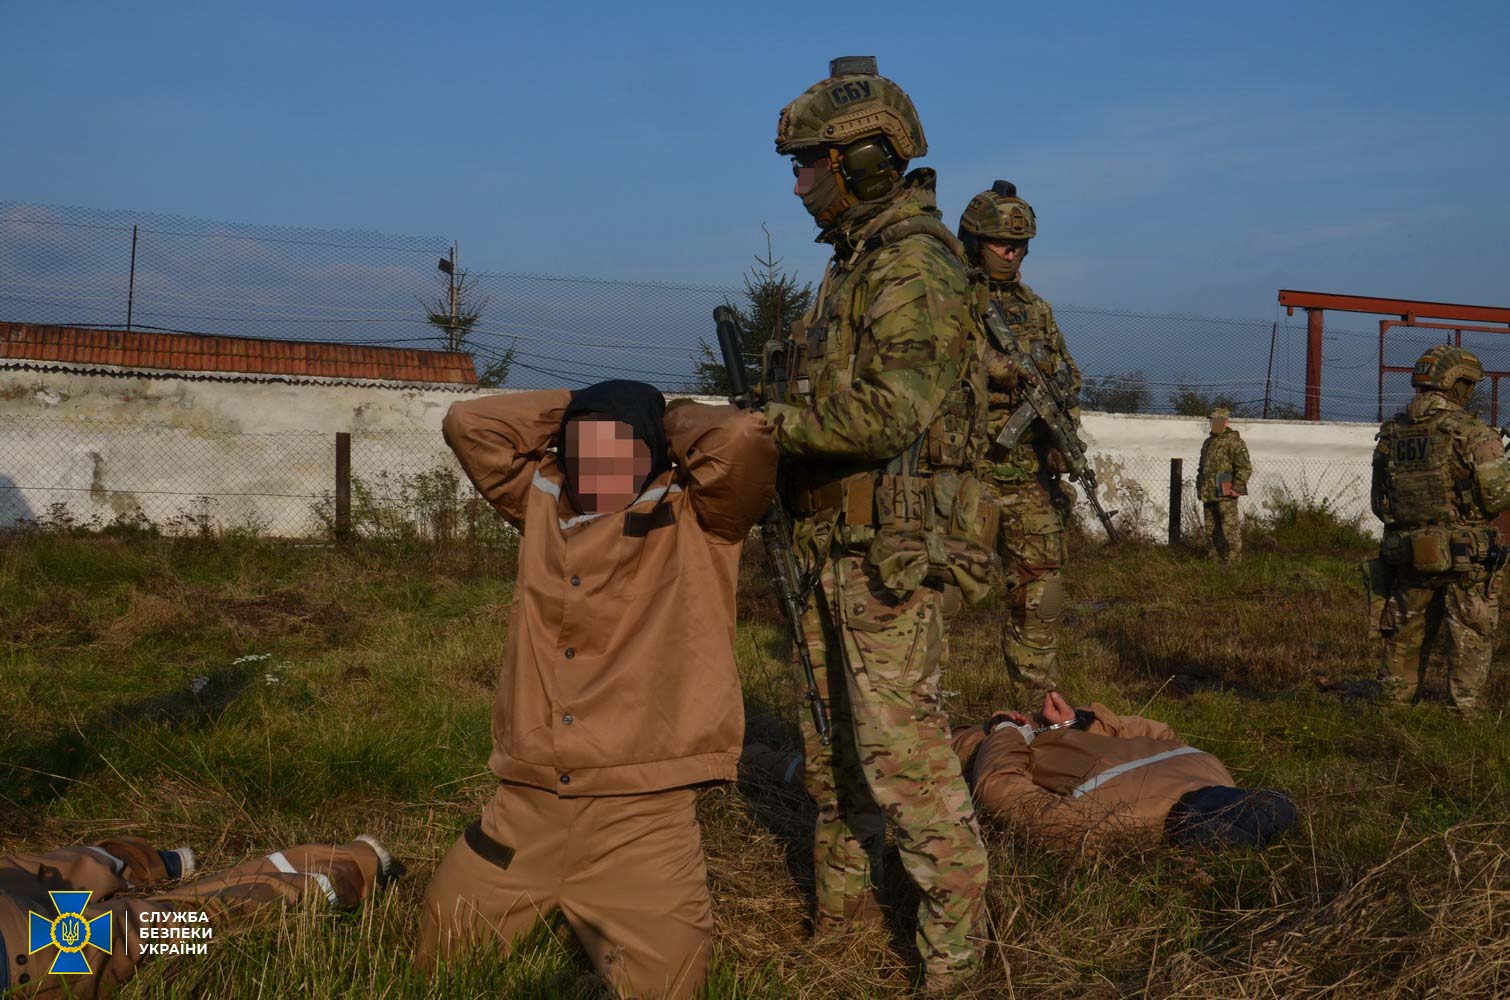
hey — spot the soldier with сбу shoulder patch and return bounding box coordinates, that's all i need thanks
[1370,345,1510,711]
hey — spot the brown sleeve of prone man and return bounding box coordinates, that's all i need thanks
[442,389,572,530]
[665,403,777,543]
[970,725,1111,854]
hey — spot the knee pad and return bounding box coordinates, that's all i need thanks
[1032,576,1065,624]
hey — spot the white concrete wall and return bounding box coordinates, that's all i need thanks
[1,365,1382,538]
[0,365,487,534]
[1080,411,1378,540]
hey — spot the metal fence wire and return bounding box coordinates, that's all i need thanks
[7,200,1492,422]
[0,415,1377,542]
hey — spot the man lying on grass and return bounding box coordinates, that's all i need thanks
[747,691,1296,858]
[1,833,389,999]
[419,382,776,999]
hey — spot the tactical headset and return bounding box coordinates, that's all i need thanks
[836,136,904,201]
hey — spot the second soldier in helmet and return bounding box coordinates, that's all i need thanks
[958,181,1083,691]
[763,56,999,993]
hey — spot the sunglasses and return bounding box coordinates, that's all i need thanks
[790,151,829,178]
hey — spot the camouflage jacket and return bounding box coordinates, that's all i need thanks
[1195,429,1251,502]
[981,280,1082,486]
[763,170,994,586]
[1371,391,1510,529]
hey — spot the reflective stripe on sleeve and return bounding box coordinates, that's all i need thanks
[1069,745,1207,799]
[266,851,339,906]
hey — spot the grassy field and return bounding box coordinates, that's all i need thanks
[2,511,1507,998]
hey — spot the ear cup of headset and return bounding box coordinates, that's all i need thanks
[839,138,901,201]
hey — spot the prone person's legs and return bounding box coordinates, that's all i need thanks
[1,836,386,1000]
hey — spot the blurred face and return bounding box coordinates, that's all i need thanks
[791,149,828,197]
[1211,414,1228,435]
[565,417,652,514]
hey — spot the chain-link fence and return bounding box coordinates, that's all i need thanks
[0,413,1376,542]
[7,200,1489,418]
[0,415,512,542]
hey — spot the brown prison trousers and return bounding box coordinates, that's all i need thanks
[418,781,713,999]
[0,837,384,999]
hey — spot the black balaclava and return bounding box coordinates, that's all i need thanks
[557,380,670,514]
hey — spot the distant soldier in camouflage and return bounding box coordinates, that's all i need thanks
[1370,346,1510,711]
[765,56,999,993]
[958,181,1082,690]
[1196,408,1251,562]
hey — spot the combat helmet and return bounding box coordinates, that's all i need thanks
[776,56,927,161]
[1411,345,1484,392]
[958,180,1038,246]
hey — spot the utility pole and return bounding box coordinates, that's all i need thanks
[437,244,459,352]
[448,244,458,341]
[126,225,138,332]
[1263,321,1277,418]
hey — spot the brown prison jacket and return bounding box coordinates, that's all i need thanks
[950,703,1236,855]
[443,390,777,796]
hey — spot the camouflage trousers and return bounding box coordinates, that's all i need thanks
[1380,565,1502,711]
[797,552,989,992]
[992,482,1068,690]
[1203,500,1242,562]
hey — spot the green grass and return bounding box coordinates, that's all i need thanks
[2,521,1507,998]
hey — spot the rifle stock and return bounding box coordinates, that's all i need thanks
[711,307,832,746]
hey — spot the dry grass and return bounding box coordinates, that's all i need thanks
[1,524,1507,998]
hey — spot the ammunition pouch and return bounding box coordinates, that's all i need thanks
[869,470,1002,605]
[1449,526,1496,571]
[1382,525,1496,573]
[795,468,1004,605]
[1410,527,1451,573]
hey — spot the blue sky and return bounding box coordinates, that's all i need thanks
[3,1,1506,320]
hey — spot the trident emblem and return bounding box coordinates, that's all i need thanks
[28,891,113,975]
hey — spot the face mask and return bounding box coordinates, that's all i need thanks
[799,155,856,229]
[979,242,1027,282]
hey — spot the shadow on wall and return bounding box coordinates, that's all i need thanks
[0,473,35,526]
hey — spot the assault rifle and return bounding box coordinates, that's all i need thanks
[982,300,1121,542]
[712,306,831,746]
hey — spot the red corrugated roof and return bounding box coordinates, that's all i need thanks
[0,322,478,385]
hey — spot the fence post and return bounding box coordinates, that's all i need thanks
[1168,458,1183,544]
[335,432,351,541]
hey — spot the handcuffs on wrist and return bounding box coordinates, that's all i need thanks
[988,710,1090,737]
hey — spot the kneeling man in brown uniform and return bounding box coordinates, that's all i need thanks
[419,381,776,998]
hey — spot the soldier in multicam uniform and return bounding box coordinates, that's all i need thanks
[1371,345,1510,711]
[957,181,1082,691]
[764,56,1000,993]
[1196,408,1251,562]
